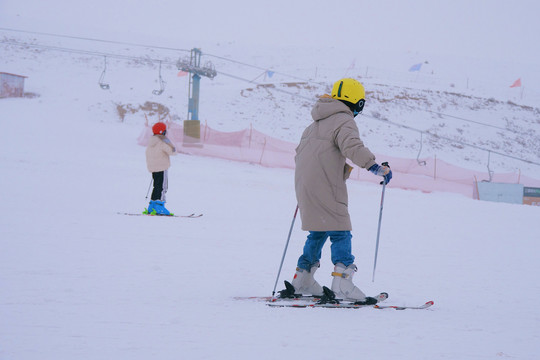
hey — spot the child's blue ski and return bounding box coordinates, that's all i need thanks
[118,212,203,218]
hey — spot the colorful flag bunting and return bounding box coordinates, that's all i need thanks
[509,78,522,88]
[409,63,422,72]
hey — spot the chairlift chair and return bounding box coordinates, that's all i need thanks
[99,56,110,90]
[152,61,166,95]
[416,131,427,166]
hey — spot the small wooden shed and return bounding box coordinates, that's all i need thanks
[0,72,27,98]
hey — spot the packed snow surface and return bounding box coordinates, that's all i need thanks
[1,1,540,359]
[1,89,540,360]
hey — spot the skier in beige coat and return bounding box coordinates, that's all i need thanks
[280,78,392,304]
[145,122,176,215]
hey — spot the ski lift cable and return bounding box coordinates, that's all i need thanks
[217,70,314,101]
[0,27,191,53]
[3,37,539,168]
[2,29,532,134]
[217,68,540,167]
[213,50,535,137]
[0,39,177,65]
[1,27,535,137]
[396,103,529,137]
[204,52,326,86]
[0,27,299,81]
[362,114,540,167]
[208,49,535,138]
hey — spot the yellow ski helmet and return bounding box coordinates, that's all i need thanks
[331,78,365,104]
[331,78,366,115]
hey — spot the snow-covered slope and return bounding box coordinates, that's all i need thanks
[1,92,539,360]
[2,1,540,359]
[2,33,540,178]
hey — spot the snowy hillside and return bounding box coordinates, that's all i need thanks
[2,28,539,178]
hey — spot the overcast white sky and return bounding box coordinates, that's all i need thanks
[2,0,539,63]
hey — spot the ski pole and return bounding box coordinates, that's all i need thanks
[145,178,153,199]
[372,162,389,282]
[272,205,299,297]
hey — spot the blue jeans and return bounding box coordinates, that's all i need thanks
[297,231,355,271]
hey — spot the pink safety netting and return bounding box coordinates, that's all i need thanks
[137,121,540,198]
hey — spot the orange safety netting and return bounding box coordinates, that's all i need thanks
[138,121,540,198]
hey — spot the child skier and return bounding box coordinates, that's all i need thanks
[280,78,392,304]
[145,122,176,215]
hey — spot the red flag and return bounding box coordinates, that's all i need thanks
[510,78,521,88]
[177,71,188,77]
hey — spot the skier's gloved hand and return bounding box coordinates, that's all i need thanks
[368,163,392,184]
[162,137,176,152]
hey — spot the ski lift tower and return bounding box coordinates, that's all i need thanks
[177,48,217,146]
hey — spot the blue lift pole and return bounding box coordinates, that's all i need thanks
[177,48,216,146]
[190,73,201,121]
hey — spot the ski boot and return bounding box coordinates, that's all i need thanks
[153,200,171,215]
[145,200,159,215]
[291,263,324,296]
[278,263,324,298]
[331,263,377,304]
[144,200,171,215]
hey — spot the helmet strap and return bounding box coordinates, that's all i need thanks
[340,99,363,117]
[354,99,365,116]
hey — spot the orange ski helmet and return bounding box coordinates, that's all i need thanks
[152,122,167,135]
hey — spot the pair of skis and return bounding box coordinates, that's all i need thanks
[118,212,203,218]
[235,289,433,310]
[266,298,434,310]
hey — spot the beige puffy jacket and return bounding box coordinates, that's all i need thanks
[146,135,175,172]
[294,97,377,231]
